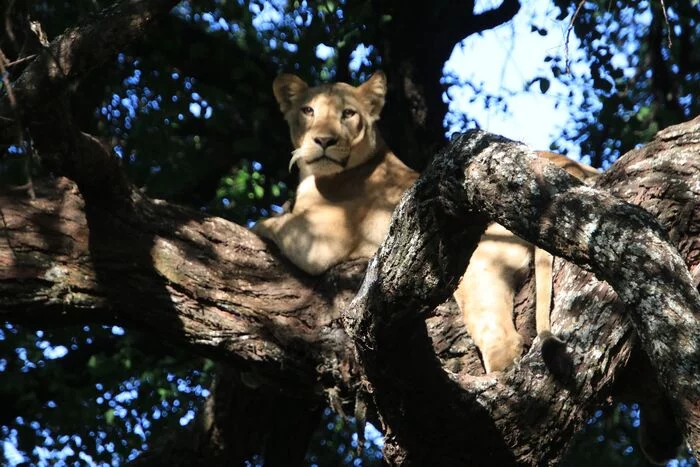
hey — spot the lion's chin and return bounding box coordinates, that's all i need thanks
[304,157,346,177]
[292,147,350,177]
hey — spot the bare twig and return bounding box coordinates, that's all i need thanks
[0,48,17,109]
[659,0,673,49]
[24,137,36,200]
[4,54,36,68]
[564,0,586,74]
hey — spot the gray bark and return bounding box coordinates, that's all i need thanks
[343,118,700,465]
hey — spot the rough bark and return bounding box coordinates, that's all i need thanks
[343,118,700,465]
[0,176,476,464]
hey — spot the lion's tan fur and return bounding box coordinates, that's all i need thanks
[255,73,598,372]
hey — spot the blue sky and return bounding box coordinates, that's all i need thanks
[444,0,583,155]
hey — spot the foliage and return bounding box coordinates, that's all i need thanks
[305,409,383,467]
[549,0,700,167]
[563,404,696,467]
[0,323,212,465]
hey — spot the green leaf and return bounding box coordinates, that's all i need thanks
[105,409,115,425]
[254,185,264,199]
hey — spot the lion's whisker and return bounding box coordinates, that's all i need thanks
[288,149,304,172]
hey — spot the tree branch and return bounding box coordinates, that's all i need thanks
[344,117,700,465]
[0,177,480,398]
[444,0,521,46]
[0,0,180,118]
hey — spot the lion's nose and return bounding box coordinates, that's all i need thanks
[314,136,338,149]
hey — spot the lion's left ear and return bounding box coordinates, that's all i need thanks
[358,71,387,119]
[273,74,309,113]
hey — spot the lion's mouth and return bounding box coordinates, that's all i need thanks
[288,149,349,172]
[306,154,347,167]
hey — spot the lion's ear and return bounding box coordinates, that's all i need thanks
[273,74,308,113]
[358,71,387,118]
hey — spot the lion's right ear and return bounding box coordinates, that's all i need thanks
[273,74,308,113]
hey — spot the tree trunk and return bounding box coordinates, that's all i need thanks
[130,365,323,466]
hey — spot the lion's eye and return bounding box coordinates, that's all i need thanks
[342,108,356,119]
[301,106,314,116]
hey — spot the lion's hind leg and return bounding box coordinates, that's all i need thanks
[454,224,531,373]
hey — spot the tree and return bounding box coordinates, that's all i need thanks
[1,0,698,465]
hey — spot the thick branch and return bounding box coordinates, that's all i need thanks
[0,0,180,117]
[450,128,700,448]
[0,179,346,392]
[344,118,700,465]
[0,177,480,398]
[446,0,521,44]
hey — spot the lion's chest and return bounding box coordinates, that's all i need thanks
[260,155,417,275]
[290,177,395,259]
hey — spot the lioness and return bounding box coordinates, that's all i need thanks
[254,72,598,373]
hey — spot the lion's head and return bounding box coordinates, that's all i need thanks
[272,72,387,178]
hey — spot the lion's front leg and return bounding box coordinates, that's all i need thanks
[252,214,351,276]
[251,216,284,244]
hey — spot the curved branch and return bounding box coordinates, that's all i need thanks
[459,0,521,38]
[344,117,700,464]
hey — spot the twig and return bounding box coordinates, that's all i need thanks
[659,0,673,49]
[25,136,36,200]
[0,47,17,109]
[564,0,586,74]
[4,54,37,68]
